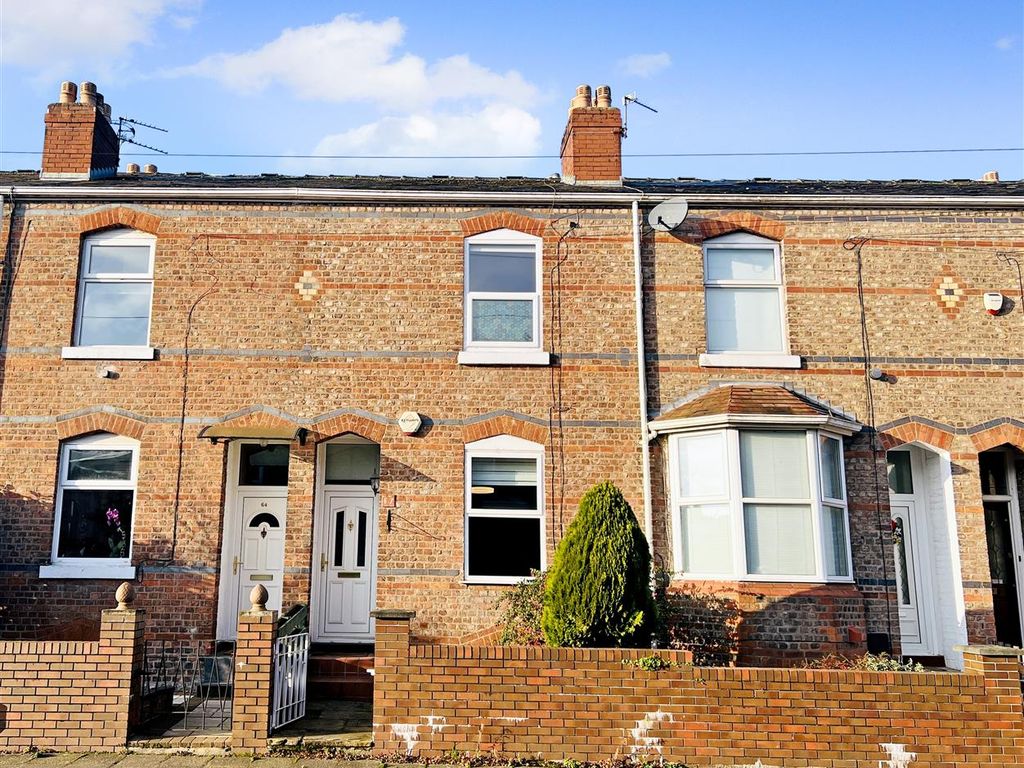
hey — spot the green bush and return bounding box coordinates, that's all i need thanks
[541,481,656,647]
[496,569,547,645]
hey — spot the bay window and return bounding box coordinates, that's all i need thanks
[670,428,851,581]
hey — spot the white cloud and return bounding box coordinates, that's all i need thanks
[285,104,543,176]
[170,14,536,111]
[995,35,1017,50]
[617,52,672,78]
[0,0,199,80]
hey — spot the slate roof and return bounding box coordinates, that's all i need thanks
[0,170,1021,196]
[651,385,847,423]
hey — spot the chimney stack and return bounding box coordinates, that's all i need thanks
[980,170,1000,182]
[40,80,120,180]
[559,83,622,186]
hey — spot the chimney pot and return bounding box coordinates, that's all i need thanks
[595,85,612,108]
[78,81,97,106]
[981,170,1000,182]
[100,103,112,121]
[126,163,140,174]
[569,84,593,113]
[59,81,77,104]
[143,164,158,174]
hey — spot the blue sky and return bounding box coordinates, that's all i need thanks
[1,1,1022,180]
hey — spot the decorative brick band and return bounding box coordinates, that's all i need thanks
[460,211,546,238]
[699,211,786,241]
[314,412,388,443]
[78,206,161,236]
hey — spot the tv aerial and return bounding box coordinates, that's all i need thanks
[117,116,168,155]
[622,92,657,138]
[647,196,689,232]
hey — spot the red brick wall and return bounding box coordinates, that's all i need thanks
[559,106,622,183]
[0,606,143,751]
[372,616,1024,766]
[40,102,119,179]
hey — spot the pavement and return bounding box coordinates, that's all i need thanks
[0,757,388,768]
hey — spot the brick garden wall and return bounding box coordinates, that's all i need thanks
[0,602,143,751]
[372,614,1024,767]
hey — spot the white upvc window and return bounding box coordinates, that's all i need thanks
[40,432,139,580]
[464,435,545,583]
[669,428,851,582]
[458,229,549,366]
[62,229,156,360]
[699,232,799,369]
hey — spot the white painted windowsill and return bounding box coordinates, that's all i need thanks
[699,352,802,369]
[39,563,137,580]
[457,349,551,366]
[62,345,156,361]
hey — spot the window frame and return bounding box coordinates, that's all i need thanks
[699,231,799,369]
[668,427,852,583]
[63,228,156,360]
[463,434,546,584]
[40,432,140,580]
[458,229,549,366]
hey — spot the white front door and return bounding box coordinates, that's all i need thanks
[237,494,287,615]
[891,500,926,648]
[313,489,376,641]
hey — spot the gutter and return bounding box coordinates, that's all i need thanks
[1,185,1023,209]
[631,200,654,547]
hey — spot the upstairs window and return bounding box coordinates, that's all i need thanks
[65,229,155,359]
[52,433,138,564]
[670,428,851,581]
[701,232,798,369]
[459,229,548,365]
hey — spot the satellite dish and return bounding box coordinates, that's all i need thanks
[648,197,689,232]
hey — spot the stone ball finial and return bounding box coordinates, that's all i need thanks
[250,584,269,611]
[115,582,135,610]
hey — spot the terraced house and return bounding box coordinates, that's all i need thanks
[1,80,1022,671]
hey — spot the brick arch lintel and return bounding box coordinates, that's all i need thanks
[969,422,1024,453]
[699,211,786,241]
[56,407,147,442]
[78,206,161,236]
[460,211,547,238]
[877,419,955,452]
[462,411,548,444]
[312,410,388,444]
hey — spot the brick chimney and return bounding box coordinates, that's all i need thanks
[40,81,120,180]
[560,84,622,185]
[980,170,1000,182]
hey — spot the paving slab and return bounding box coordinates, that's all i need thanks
[14,755,87,767]
[50,755,124,768]
[0,755,38,768]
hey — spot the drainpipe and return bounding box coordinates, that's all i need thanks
[631,200,654,546]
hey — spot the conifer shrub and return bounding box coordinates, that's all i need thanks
[541,481,656,647]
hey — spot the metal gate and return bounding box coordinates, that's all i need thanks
[271,632,309,730]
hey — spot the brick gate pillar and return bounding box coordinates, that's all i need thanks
[98,582,146,748]
[232,585,278,754]
[370,608,415,751]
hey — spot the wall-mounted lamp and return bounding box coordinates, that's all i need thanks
[370,474,381,495]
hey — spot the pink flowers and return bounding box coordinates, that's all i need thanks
[106,507,120,526]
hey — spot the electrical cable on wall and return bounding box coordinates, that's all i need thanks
[844,235,896,650]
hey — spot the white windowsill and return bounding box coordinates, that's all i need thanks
[62,345,156,361]
[457,349,551,366]
[699,352,801,369]
[39,563,137,580]
[669,573,855,585]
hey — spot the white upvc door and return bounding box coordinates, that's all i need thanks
[312,488,377,642]
[891,499,927,650]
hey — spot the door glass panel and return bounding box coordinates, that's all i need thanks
[239,444,289,486]
[983,500,1022,647]
[893,517,912,606]
[248,512,280,528]
[886,451,914,494]
[333,510,346,567]
[980,452,1008,496]
[357,510,368,568]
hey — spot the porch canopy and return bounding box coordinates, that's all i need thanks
[197,409,309,444]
